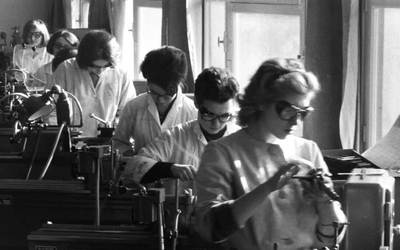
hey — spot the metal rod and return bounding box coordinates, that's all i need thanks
[26,126,42,180]
[172,179,180,250]
[95,157,101,226]
[38,122,65,180]
[158,202,165,250]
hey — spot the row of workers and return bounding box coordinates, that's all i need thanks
[13,19,347,250]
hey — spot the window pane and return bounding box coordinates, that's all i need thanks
[367,7,400,146]
[81,0,90,28]
[71,0,81,28]
[204,1,226,68]
[70,0,90,28]
[233,13,300,91]
[137,7,162,79]
[381,9,400,136]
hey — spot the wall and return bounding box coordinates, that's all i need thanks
[304,0,343,150]
[0,0,53,44]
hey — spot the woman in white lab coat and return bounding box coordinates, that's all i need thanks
[13,19,53,85]
[112,46,197,156]
[32,30,79,92]
[50,30,136,137]
[195,58,347,250]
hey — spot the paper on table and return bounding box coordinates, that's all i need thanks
[362,114,400,169]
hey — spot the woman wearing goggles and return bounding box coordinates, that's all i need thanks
[195,58,347,250]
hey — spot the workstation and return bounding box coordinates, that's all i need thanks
[1,0,400,250]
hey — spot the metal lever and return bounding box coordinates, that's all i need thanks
[89,113,110,127]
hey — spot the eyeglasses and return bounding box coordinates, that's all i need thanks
[199,107,235,123]
[89,62,112,69]
[275,100,314,121]
[27,32,42,39]
[147,88,176,101]
[54,42,71,50]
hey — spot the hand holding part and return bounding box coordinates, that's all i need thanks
[171,164,197,182]
[273,163,300,190]
[293,168,339,201]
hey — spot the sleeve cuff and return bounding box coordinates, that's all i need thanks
[140,162,174,184]
[211,201,241,242]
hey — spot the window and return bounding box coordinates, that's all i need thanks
[204,0,305,92]
[133,0,162,80]
[204,0,305,135]
[362,0,400,150]
[71,0,90,28]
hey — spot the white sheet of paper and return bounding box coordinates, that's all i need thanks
[362,114,400,169]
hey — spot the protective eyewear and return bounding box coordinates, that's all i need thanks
[54,42,71,50]
[147,88,176,101]
[199,107,235,123]
[275,100,314,121]
[89,62,112,69]
[27,32,42,39]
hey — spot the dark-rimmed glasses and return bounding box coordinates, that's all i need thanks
[27,32,42,39]
[275,100,314,121]
[199,107,235,123]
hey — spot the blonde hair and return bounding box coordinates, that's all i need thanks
[22,19,50,47]
[237,58,320,126]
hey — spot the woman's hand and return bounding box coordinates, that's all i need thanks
[271,163,301,191]
[299,169,336,202]
[171,164,197,181]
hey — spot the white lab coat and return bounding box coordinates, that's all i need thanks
[195,131,346,250]
[31,62,52,92]
[112,88,197,155]
[13,45,53,77]
[125,120,241,194]
[49,58,136,137]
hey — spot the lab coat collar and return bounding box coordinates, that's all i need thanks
[194,120,241,145]
[193,120,208,145]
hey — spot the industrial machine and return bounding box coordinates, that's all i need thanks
[342,168,397,250]
[323,150,400,250]
[2,74,400,250]
[0,78,202,250]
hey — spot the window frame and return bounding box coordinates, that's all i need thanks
[225,0,306,76]
[361,0,400,151]
[71,0,90,28]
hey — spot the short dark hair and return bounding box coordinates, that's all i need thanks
[237,58,320,126]
[22,19,50,47]
[47,30,79,55]
[140,46,188,96]
[76,30,120,69]
[52,48,78,70]
[194,67,239,106]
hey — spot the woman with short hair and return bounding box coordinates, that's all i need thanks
[49,30,136,136]
[112,45,197,157]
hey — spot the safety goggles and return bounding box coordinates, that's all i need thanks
[275,100,314,121]
[199,107,235,123]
